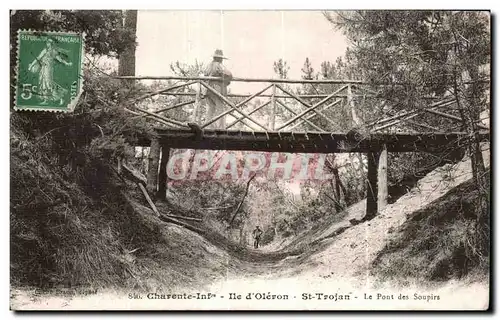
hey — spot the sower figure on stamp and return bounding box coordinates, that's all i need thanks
[252,226,263,249]
[202,49,233,129]
[28,38,72,105]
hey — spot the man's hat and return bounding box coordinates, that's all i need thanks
[213,49,228,60]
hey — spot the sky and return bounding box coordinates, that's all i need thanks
[135,10,348,93]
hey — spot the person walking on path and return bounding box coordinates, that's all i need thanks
[252,226,263,249]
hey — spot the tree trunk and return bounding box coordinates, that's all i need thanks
[239,226,245,246]
[378,144,388,210]
[118,10,138,164]
[330,168,346,212]
[464,66,487,189]
[118,10,138,79]
[464,66,489,256]
[229,174,256,226]
[453,56,489,257]
[146,138,161,195]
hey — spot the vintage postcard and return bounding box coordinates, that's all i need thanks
[10,10,491,311]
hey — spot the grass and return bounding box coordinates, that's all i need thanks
[10,112,176,290]
[371,172,490,285]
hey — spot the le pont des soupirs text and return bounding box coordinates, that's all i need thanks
[364,292,440,302]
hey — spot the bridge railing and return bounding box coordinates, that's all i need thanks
[120,75,488,134]
[122,75,373,133]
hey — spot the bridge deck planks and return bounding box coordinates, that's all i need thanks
[134,128,489,154]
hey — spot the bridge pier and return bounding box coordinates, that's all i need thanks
[366,151,379,220]
[157,145,171,200]
[365,145,388,220]
[146,138,161,196]
[378,144,388,210]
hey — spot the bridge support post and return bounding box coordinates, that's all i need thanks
[269,84,276,130]
[157,145,171,200]
[366,151,380,220]
[378,144,388,210]
[146,137,161,196]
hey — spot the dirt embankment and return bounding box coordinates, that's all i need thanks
[11,144,490,310]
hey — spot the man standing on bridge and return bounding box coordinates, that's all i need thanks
[202,49,233,129]
[252,226,263,249]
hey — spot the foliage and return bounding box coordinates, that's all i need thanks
[170,60,206,78]
[273,58,290,79]
[168,178,248,226]
[10,10,136,58]
[327,9,490,263]
[9,10,162,288]
[326,10,489,123]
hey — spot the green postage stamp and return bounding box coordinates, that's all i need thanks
[14,30,84,112]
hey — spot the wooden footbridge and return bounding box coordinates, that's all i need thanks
[121,75,490,220]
